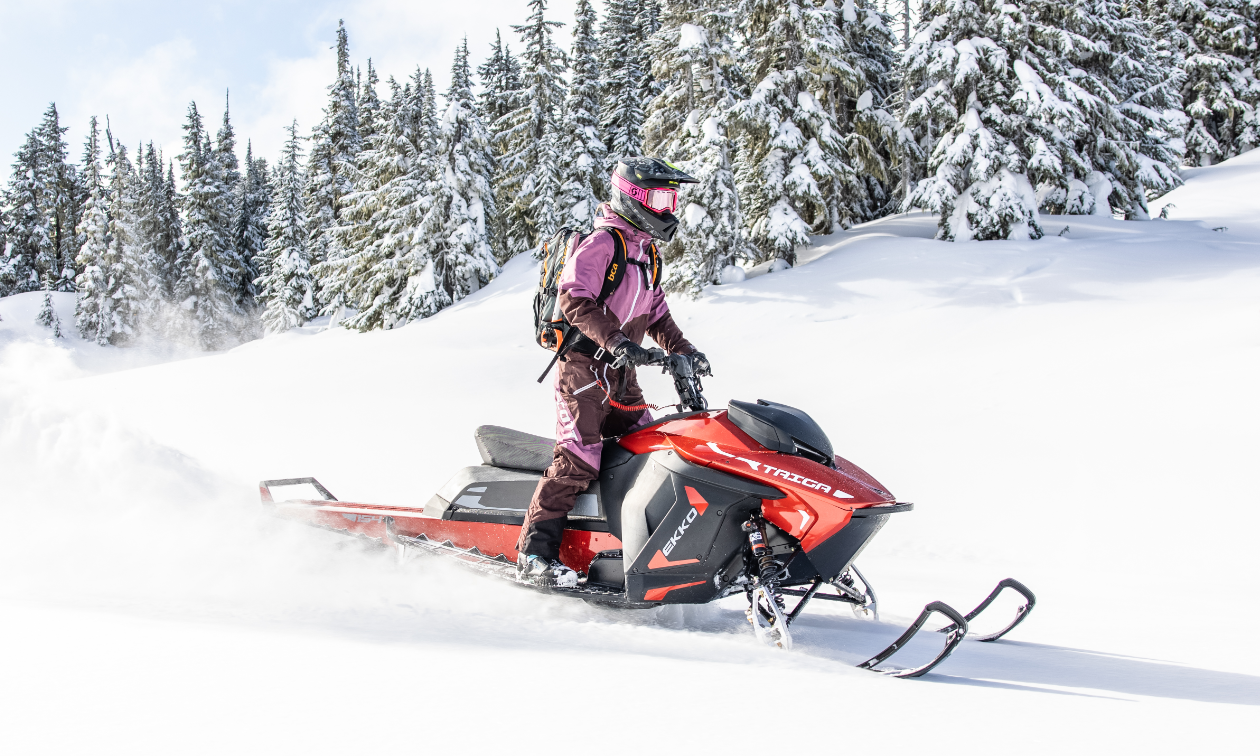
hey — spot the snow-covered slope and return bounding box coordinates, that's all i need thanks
[3,155,1258,753]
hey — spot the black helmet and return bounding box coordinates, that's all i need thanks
[609,157,698,242]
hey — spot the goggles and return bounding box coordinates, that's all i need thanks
[612,172,678,213]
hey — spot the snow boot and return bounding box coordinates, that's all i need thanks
[517,553,578,588]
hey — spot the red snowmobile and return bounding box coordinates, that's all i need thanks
[261,352,1034,677]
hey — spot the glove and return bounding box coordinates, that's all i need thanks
[611,341,658,369]
[689,351,712,377]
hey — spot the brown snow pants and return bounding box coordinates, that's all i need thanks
[516,352,652,562]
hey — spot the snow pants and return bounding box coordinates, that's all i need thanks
[516,352,653,562]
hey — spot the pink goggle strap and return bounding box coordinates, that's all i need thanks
[611,172,649,203]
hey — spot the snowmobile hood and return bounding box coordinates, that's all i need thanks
[728,399,835,466]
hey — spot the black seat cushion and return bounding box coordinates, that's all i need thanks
[474,425,556,472]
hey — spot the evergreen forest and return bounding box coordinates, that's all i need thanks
[2,0,1257,347]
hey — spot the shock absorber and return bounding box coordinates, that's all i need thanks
[742,517,784,609]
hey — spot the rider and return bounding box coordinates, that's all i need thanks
[516,157,711,587]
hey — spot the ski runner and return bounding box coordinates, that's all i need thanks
[517,157,712,586]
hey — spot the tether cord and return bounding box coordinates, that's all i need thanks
[588,365,670,412]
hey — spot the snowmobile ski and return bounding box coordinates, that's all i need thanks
[936,577,1037,642]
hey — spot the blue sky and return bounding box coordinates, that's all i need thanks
[0,0,581,181]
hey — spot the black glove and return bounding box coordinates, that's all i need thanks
[611,341,658,369]
[689,351,712,377]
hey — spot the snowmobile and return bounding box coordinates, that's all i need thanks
[260,351,1034,678]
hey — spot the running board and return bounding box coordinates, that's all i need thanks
[857,601,969,678]
[936,578,1036,642]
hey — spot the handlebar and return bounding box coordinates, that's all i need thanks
[645,350,708,413]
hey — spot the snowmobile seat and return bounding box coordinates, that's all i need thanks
[474,425,556,472]
[423,465,607,531]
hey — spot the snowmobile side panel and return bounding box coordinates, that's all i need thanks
[621,452,767,604]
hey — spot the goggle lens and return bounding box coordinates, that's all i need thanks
[645,188,678,213]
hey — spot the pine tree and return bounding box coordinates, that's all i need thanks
[233,142,272,309]
[2,105,80,294]
[37,280,63,338]
[730,0,855,261]
[257,122,314,334]
[403,41,498,318]
[1025,0,1182,217]
[643,0,751,295]
[358,59,383,142]
[477,30,523,127]
[100,138,149,342]
[306,20,362,318]
[825,0,915,225]
[133,143,179,310]
[73,117,111,341]
[558,0,608,229]
[496,2,567,256]
[1149,0,1259,165]
[319,73,434,331]
[903,0,1047,241]
[600,0,649,162]
[176,102,243,349]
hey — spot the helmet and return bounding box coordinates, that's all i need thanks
[608,157,698,242]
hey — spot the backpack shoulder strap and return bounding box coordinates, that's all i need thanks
[596,228,628,306]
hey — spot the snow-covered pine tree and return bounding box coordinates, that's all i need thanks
[402,40,498,318]
[823,0,916,225]
[133,143,178,312]
[37,278,63,337]
[176,102,244,349]
[233,142,271,310]
[903,1,1046,241]
[319,72,434,331]
[73,117,111,341]
[642,0,751,296]
[600,0,649,162]
[100,137,150,343]
[558,0,608,230]
[306,20,362,318]
[2,105,81,294]
[477,30,523,127]
[1024,0,1182,217]
[496,1,567,256]
[479,33,525,258]
[1149,0,1259,165]
[257,122,315,334]
[637,0,665,102]
[730,0,856,262]
[358,60,383,143]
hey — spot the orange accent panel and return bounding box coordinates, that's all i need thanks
[648,549,699,570]
[684,485,709,515]
[644,581,706,602]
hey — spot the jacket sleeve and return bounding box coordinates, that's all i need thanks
[557,231,629,351]
[646,310,695,355]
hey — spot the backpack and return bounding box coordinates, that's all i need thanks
[532,225,659,382]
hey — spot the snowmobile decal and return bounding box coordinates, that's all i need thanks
[643,581,707,602]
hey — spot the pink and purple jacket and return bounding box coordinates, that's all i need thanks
[557,204,693,356]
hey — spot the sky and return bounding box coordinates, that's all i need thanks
[0,0,583,182]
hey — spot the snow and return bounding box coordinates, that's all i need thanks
[3,155,1260,752]
[677,22,707,50]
